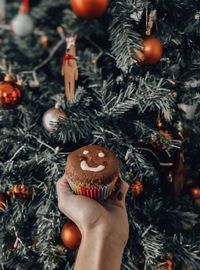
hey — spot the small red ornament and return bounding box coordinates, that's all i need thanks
[70,0,109,20]
[135,36,163,66]
[8,184,33,198]
[191,187,200,199]
[0,81,22,108]
[61,222,81,250]
[131,180,143,196]
[0,192,9,210]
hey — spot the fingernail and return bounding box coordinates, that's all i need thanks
[117,192,123,201]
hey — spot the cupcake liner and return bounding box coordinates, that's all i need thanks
[66,176,118,200]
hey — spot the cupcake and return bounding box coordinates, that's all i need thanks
[65,145,120,200]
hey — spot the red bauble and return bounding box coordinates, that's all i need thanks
[135,37,163,65]
[191,187,200,199]
[70,0,109,20]
[61,222,81,250]
[0,81,22,108]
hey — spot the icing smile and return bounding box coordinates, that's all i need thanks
[80,160,105,172]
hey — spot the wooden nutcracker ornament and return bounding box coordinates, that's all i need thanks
[61,34,78,102]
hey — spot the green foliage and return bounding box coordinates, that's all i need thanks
[0,0,200,269]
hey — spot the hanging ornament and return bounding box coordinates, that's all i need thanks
[0,192,9,210]
[61,33,78,101]
[61,222,81,250]
[40,35,49,48]
[70,0,109,20]
[7,184,33,198]
[135,36,163,66]
[178,103,198,120]
[42,103,67,133]
[190,186,200,200]
[131,180,143,196]
[0,81,22,108]
[11,0,34,37]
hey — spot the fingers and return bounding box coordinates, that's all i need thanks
[56,175,103,226]
[56,175,74,212]
[107,180,129,209]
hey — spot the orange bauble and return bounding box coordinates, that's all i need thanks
[8,184,33,198]
[135,37,163,66]
[61,222,81,250]
[0,81,22,108]
[191,187,200,199]
[70,0,109,20]
[131,180,143,196]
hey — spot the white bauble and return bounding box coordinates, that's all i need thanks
[11,12,34,37]
[42,105,67,133]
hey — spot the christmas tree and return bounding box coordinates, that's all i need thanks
[0,0,200,269]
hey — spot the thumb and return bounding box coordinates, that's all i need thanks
[107,179,129,208]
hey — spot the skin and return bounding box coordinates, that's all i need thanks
[61,34,78,101]
[56,175,129,270]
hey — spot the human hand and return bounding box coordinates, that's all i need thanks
[57,175,129,270]
[56,174,129,248]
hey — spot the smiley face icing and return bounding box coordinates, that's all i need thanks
[80,150,105,172]
[65,144,119,185]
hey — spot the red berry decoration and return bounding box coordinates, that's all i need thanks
[135,36,163,66]
[0,81,22,108]
[61,222,81,250]
[131,180,143,196]
[70,0,109,20]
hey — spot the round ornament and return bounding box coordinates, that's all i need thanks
[191,187,200,199]
[131,180,143,196]
[42,104,67,133]
[61,222,81,250]
[135,36,163,66]
[8,184,33,198]
[70,0,109,20]
[0,81,22,108]
[11,12,34,37]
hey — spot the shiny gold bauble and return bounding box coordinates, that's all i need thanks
[70,0,109,20]
[61,222,81,250]
[0,81,22,108]
[135,36,163,65]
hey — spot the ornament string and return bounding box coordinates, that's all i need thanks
[22,0,29,14]
[20,26,65,85]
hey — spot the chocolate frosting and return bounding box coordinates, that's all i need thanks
[65,145,119,186]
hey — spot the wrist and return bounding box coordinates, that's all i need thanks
[74,227,126,270]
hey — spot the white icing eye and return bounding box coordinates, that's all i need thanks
[83,150,89,155]
[98,152,105,158]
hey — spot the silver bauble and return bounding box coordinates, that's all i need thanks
[42,107,67,132]
[11,12,34,37]
[178,103,198,120]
